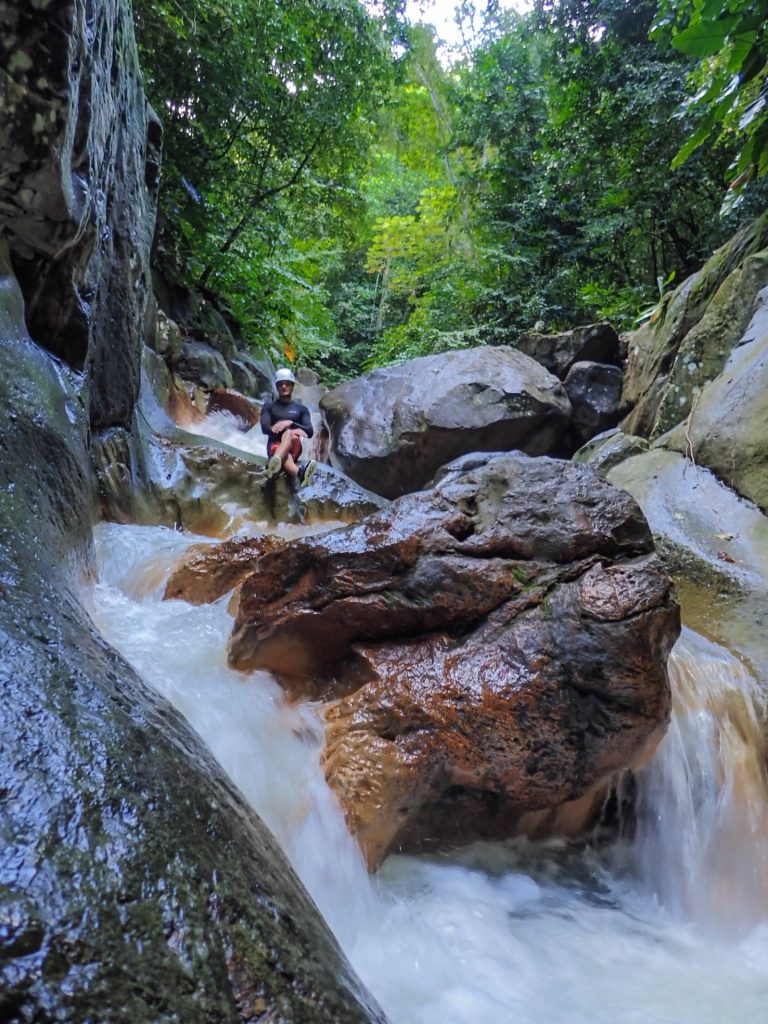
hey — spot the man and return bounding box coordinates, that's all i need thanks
[260,367,317,487]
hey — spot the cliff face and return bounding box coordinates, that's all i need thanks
[0,0,161,429]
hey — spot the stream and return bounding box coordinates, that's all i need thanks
[82,415,768,1024]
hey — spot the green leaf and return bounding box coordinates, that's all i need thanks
[697,0,733,21]
[739,46,767,86]
[672,16,739,57]
[671,112,719,166]
[726,32,758,73]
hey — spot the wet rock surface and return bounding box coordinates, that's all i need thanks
[0,330,384,1024]
[515,323,622,380]
[621,212,768,440]
[165,534,289,604]
[207,388,262,431]
[563,361,623,445]
[661,289,768,515]
[0,49,384,1024]
[320,347,572,499]
[176,340,235,391]
[223,452,678,866]
[651,251,768,438]
[572,428,650,475]
[92,348,386,535]
[0,0,160,430]
[607,447,768,686]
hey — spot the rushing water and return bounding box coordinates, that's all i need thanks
[82,422,768,1023]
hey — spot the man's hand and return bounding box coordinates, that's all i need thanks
[272,419,293,433]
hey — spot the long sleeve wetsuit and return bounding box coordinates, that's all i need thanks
[260,397,314,450]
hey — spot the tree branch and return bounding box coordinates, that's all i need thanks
[197,133,325,290]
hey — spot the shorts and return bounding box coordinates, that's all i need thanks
[269,436,302,460]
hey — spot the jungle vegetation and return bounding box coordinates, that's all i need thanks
[133,0,768,382]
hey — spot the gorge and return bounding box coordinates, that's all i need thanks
[2,1,768,1022]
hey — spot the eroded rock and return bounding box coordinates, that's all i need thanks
[0,267,384,1023]
[607,447,768,685]
[207,388,262,431]
[223,452,678,865]
[572,428,650,475]
[165,534,288,604]
[92,349,386,534]
[621,212,768,439]
[0,0,160,430]
[661,287,768,514]
[176,340,234,391]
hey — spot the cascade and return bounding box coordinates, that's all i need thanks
[82,412,768,1023]
[631,628,768,933]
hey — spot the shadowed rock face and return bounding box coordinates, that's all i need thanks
[223,452,679,866]
[0,261,384,1023]
[515,323,621,380]
[0,0,161,430]
[320,347,572,499]
[564,361,623,444]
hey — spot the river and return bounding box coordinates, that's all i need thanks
[82,415,768,1024]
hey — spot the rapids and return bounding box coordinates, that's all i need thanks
[82,416,768,1024]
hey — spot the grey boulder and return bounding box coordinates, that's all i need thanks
[320,346,572,499]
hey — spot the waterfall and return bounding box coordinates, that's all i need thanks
[630,627,768,933]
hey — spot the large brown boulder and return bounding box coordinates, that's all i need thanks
[225,453,679,866]
[165,535,288,604]
[319,347,572,499]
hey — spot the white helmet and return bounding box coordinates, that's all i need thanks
[274,367,296,385]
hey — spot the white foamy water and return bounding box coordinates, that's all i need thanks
[631,629,768,933]
[84,522,768,1024]
[186,410,268,458]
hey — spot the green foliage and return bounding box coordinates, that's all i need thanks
[652,0,768,199]
[452,0,740,332]
[133,0,399,364]
[132,0,767,386]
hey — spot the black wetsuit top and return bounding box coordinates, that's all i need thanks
[260,397,314,449]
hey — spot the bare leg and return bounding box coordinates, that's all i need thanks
[273,430,300,477]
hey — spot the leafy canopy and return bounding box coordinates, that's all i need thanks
[652,0,768,194]
[133,0,397,333]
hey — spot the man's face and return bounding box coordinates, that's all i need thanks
[277,380,294,400]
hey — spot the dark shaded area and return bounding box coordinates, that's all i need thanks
[0,0,160,430]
